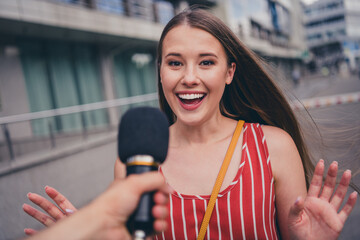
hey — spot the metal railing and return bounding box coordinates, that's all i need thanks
[0,92,158,161]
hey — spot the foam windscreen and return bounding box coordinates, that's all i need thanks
[118,107,169,163]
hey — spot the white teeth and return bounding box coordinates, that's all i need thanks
[178,93,205,100]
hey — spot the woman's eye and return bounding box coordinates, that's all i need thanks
[200,60,214,66]
[168,61,182,67]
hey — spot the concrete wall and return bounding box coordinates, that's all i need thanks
[0,48,32,142]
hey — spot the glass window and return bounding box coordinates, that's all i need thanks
[155,1,174,25]
[113,50,157,112]
[19,41,56,135]
[73,45,108,128]
[96,0,126,15]
[54,0,88,7]
[230,0,270,22]
[45,43,83,133]
[19,40,107,135]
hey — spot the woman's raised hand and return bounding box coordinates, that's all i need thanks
[288,159,358,240]
[23,186,77,235]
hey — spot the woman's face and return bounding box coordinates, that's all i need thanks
[160,25,236,126]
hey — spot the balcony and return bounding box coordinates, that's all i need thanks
[0,0,165,44]
[305,6,345,24]
[166,0,217,7]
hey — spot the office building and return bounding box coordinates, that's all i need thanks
[212,0,307,79]
[304,0,360,72]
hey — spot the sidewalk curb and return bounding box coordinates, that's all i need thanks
[0,131,117,177]
[291,91,360,110]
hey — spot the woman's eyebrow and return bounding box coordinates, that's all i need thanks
[164,53,181,58]
[199,53,218,58]
[164,52,218,58]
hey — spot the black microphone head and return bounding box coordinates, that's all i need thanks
[118,107,169,164]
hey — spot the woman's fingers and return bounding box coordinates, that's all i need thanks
[307,159,358,224]
[152,204,168,220]
[23,187,76,234]
[23,203,56,226]
[152,188,171,234]
[330,170,352,211]
[153,219,168,233]
[319,161,338,201]
[153,191,169,205]
[307,159,325,197]
[338,191,358,224]
[27,192,65,220]
[44,186,77,215]
[24,228,37,236]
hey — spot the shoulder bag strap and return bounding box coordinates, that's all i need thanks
[197,120,245,240]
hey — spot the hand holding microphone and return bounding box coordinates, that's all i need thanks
[118,107,170,239]
[27,172,170,240]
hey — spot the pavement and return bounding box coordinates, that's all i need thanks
[290,73,360,100]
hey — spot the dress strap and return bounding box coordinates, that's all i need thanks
[197,120,245,240]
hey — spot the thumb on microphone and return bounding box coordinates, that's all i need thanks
[92,172,170,229]
[125,172,168,196]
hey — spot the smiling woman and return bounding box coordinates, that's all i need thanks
[159,25,235,124]
[154,7,357,240]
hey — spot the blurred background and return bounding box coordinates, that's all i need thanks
[0,0,359,239]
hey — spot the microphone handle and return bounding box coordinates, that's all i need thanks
[126,164,158,239]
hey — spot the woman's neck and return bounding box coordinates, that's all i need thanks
[170,115,238,146]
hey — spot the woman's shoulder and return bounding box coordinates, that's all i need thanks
[243,123,296,157]
[260,125,303,179]
[261,125,295,148]
[260,125,300,164]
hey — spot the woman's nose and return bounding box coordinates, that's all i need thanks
[181,65,199,86]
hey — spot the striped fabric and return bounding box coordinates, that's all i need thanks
[156,123,278,240]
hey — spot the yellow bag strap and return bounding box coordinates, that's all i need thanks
[197,120,245,240]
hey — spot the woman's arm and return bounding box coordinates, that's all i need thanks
[263,126,358,240]
[263,126,307,239]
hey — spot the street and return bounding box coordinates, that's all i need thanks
[293,75,360,239]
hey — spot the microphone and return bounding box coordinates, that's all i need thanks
[118,106,169,240]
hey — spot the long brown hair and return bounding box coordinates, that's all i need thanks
[156,7,313,187]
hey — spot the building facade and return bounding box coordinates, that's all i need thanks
[0,0,174,137]
[304,0,360,73]
[0,0,178,159]
[0,0,307,160]
[212,0,307,80]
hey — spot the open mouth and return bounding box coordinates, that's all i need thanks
[177,93,206,105]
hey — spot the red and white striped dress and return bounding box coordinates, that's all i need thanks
[156,123,278,240]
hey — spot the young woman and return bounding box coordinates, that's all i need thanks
[23,8,358,239]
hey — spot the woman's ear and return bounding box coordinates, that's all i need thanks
[225,62,236,85]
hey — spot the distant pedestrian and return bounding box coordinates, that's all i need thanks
[292,68,300,86]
